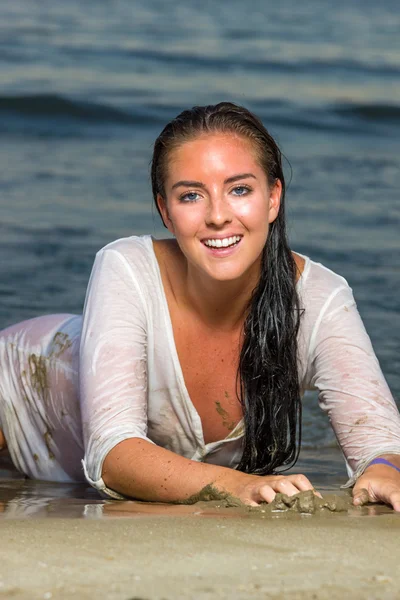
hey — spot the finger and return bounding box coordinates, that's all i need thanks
[353,487,370,506]
[245,499,260,508]
[258,485,276,504]
[390,495,400,512]
[274,479,302,497]
[310,489,324,499]
[381,488,400,512]
[287,474,322,497]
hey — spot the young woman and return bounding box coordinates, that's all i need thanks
[1,103,400,509]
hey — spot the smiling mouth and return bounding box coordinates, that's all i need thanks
[202,235,242,249]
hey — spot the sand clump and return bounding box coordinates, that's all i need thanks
[176,485,349,514]
[176,484,244,508]
[266,489,349,513]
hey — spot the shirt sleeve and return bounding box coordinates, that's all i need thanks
[79,245,154,498]
[309,283,400,487]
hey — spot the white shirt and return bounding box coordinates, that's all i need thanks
[78,235,400,498]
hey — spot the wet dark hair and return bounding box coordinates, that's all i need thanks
[151,102,302,475]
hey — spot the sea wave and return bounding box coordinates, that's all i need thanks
[0,93,164,126]
[334,102,400,122]
[1,94,399,139]
[118,47,400,79]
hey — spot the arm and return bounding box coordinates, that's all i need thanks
[80,244,154,498]
[310,284,400,510]
[102,437,316,504]
[80,242,314,504]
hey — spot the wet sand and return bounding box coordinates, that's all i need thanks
[2,504,400,600]
[1,451,400,599]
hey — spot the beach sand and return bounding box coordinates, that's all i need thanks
[1,452,400,600]
[1,491,400,599]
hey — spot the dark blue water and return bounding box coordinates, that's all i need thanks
[1,0,399,453]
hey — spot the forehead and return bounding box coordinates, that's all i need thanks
[166,133,262,176]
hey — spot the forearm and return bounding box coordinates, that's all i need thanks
[101,437,247,502]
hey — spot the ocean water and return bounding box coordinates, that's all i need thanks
[0,0,399,462]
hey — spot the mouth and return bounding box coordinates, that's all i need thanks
[202,235,242,249]
[201,235,243,255]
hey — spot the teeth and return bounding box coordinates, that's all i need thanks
[204,236,241,248]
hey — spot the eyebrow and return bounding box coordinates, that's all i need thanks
[171,172,257,191]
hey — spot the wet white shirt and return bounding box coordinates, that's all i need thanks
[1,235,399,498]
[79,235,400,498]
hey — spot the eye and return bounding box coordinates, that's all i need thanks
[180,191,200,203]
[231,185,251,196]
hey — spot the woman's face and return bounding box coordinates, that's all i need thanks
[157,133,281,284]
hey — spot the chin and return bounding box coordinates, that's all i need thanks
[204,262,257,284]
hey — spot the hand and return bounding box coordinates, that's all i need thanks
[223,472,319,506]
[353,458,400,512]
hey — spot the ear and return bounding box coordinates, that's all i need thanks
[156,194,175,234]
[268,179,282,224]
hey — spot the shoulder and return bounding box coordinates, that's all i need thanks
[98,234,152,259]
[296,254,356,322]
[87,235,161,299]
[297,253,351,295]
[295,256,359,371]
[93,236,185,300]
[93,235,157,275]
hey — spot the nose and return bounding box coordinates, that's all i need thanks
[205,194,232,228]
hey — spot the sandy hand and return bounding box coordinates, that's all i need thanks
[223,472,322,506]
[353,459,400,512]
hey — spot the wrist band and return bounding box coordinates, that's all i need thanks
[367,458,400,474]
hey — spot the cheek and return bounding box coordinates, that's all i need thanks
[232,195,269,222]
[170,205,204,233]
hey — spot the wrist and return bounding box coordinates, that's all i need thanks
[366,455,400,474]
[377,454,400,467]
[214,470,258,497]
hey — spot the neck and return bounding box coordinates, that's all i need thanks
[183,261,261,332]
